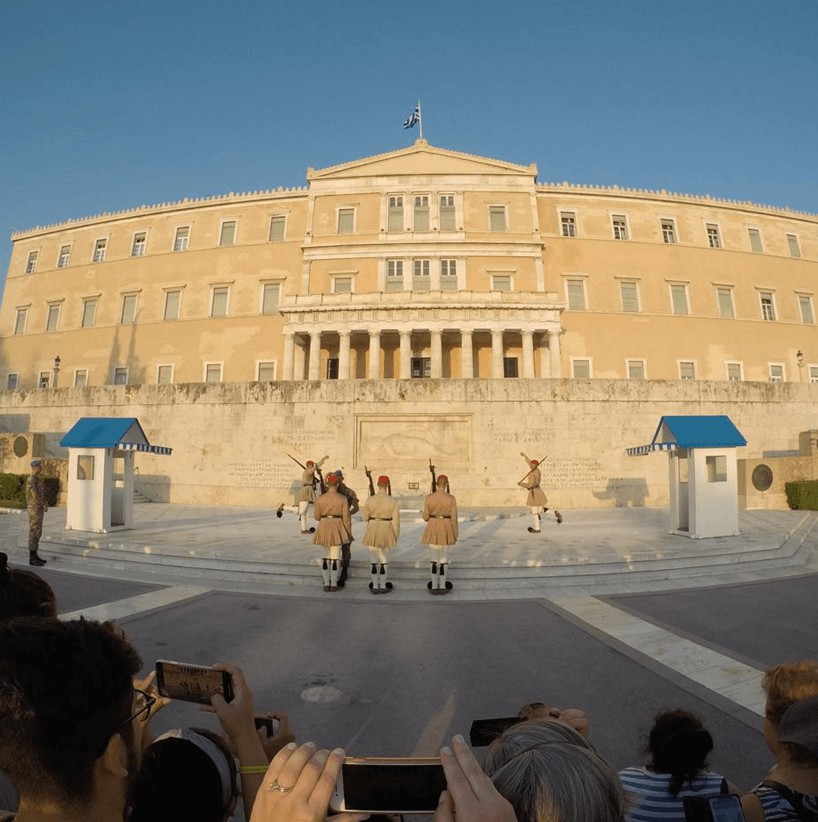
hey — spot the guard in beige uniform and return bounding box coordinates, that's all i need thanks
[312,473,352,592]
[297,454,328,534]
[361,475,400,595]
[421,474,458,595]
[332,470,359,588]
[519,452,562,534]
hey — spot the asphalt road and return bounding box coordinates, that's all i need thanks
[20,565,818,790]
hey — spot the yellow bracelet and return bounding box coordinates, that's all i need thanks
[240,765,269,774]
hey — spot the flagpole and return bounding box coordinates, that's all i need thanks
[417,99,423,140]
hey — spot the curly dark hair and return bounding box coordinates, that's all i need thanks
[0,617,142,808]
[646,710,714,797]
[0,552,57,620]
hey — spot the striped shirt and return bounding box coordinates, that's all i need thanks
[752,783,818,822]
[619,767,726,822]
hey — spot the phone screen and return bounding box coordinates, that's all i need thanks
[710,796,746,822]
[340,762,447,813]
[469,716,521,747]
[155,661,233,705]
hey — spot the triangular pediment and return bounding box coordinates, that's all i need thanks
[308,140,537,180]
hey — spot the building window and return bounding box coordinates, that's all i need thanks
[716,287,735,318]
[787,234,802,258]
[627,359,646,379]
[326,358,339,380]
[333,276,353,294]
[706,224,721,249]
[491,274,512,292]
[164,290,182,321]
[269,215,286,242]
[46,304,60,332]
[566,279,586,310]
[798,295,815,324]
[131,232,147,257]
[414,195,430,231]
[39,372,50,389]
[14,308,27,335]
[413,259,430,291]
[809,365,818,384]
[6,373,19,390]
[81,299,97,328]
[670,284,689,315]
[120,294,137,324]
[560,212,577,237]
[759,292,776,321]
[387,196,404,232]
[572,359,591,379]
[411,357,431,378]
[257,361,276,381]
[211,286,229,317]
[57,245,71,268]
[262,283,280,314]
[748,228,763,253]
[219,220,237,246]
[386,260,404,292]
[679,361,696,380]
[661,219,676,244]
[25,251,38,273]
[503,357,519,378]
[76,455,95,481]
[620,281,639,313]
[769,364,784,383]
[113,367,128,385]
[612,215,628,240]
[205,363,222,383]
[174,226,190,252]
[93,239,107,262]
[440,259,458,291]
[726,362,742,382]
[440,195,455,230]
[157,365,173,384]
[489,205,507,232]
[337,208,355,234]
[74,369,88,388]
[706,455,728,483]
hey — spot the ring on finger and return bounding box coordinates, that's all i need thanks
[269,780,294,793]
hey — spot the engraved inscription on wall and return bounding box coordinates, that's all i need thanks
[546,457,605,488]
[356,415,472,467]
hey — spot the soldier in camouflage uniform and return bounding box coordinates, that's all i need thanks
[26,459,48,566]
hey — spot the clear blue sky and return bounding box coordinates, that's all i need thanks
[1,0,817,292]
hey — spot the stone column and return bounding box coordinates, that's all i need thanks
[539,333,551,378]
[430,329,443,378]
[339,330,351,380]
[460,329,474,378]
[548,329,562,379]
[308,330,321,380]
[491,329,504,378]
[399,330,412,379]
[368,330,381,379]
[522,330,535,378]
[283,332,295,381]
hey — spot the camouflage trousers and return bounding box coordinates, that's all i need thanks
[28,507,45,553]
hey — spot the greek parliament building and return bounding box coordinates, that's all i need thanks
[1,141,817,509]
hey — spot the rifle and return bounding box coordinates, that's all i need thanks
[284,451,306,469]
[364,465,376,497]
[315,466,327,495]
[518,455,548,486]
[429,459,437,493]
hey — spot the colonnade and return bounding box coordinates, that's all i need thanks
[281,326,562,380]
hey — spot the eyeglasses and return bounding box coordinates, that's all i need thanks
[122,688,156,726]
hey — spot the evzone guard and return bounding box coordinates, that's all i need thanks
[422,461,458,595]
[330,469,359,588]
[361,472,400,595]
[312,473,352,592]
[518,451,562,534]
[277,453,329,534]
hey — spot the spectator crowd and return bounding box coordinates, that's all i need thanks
[1,552,816,822]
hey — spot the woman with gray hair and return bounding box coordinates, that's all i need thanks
[482,718,626,822]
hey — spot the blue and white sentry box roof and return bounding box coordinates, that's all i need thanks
[60,417,172,455]
[627,415,746,457]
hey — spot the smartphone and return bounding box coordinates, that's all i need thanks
[684,795,746,822]
[469,716,522,747]
[254,715,279,736]
[154,660,234,705]
[330,757,447,815]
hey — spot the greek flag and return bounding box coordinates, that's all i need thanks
[404,105,420,129]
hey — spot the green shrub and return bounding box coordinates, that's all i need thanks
[785,480,818,510]
[42,477,60,506]
[0,473,60,507]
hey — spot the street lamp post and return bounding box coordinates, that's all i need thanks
[53,355,61,388]
[797,350,804,383]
